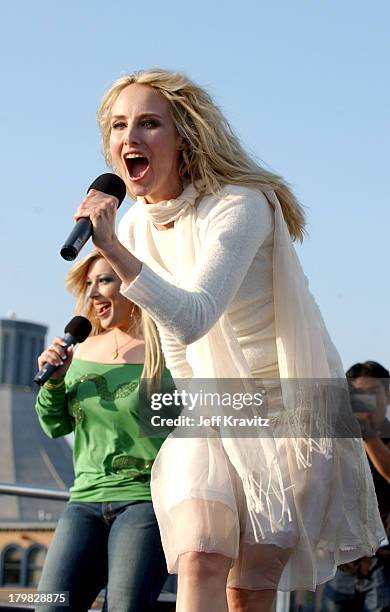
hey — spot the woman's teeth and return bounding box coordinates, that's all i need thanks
[125,155,150,180]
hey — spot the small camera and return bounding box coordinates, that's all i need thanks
[349,391,377,413]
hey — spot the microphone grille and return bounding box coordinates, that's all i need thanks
[87,173,127,207]
[64,316,92,343]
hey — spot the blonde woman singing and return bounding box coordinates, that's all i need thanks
[72,69,385,612]
[36,250,168,612]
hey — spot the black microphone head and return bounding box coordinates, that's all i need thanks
[64,316,92,343]
[87,173,126,208]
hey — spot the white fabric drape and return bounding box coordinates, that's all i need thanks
[124,184,383,549]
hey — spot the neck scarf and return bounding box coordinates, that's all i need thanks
[138,184,199,225]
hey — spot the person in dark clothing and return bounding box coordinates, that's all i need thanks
[322,361,390,611]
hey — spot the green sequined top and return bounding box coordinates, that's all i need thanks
[35,358,168,502]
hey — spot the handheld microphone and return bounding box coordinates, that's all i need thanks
[33,316,92,386]
[60,173,127,261]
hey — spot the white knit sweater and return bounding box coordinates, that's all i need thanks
[118,186,279,379]
[118,185,386,584]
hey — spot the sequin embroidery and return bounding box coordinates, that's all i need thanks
[68,373,139,425]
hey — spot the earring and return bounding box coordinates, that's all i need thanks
[126,303,138,335]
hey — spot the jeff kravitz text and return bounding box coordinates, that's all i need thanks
[150,415,270,427]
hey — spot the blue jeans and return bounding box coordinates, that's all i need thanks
[38,500,168,612]
[321,556,390,612]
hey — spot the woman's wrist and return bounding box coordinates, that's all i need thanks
[94,234,120,254]
[43,376,66,390]
[99,238,142,286]
[360,420,380,440]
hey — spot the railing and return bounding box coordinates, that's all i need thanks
[0,483,176,610]
[0,483,291,611]
[0,483,70,501]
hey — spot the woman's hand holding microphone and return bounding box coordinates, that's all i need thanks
[37,337,74,380]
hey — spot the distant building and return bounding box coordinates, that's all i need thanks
[0,317,74,589]
[0,318,47,387]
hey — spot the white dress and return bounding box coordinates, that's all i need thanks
[119,184,385,591]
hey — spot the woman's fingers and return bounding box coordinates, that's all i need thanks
[73,189,118,248]
[37,339,74,378]
[38,348,63,369]
[74,189,118,220]
[50,337,68,360]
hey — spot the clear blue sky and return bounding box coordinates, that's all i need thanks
[0,0,388,369]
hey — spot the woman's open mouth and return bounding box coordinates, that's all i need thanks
[95,302,111,317]
[124,154,150,181]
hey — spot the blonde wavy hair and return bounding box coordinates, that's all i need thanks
[66,250,165,391]
[97,68,306,241]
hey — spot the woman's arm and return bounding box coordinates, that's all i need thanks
[364,437,390,484]
[156,325,193,378]
[76,188,273,345]
[117,190,273,345]
[35,379,74,438]
[35,338,74,438]
[74,188,142,285]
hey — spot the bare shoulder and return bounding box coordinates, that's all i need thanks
[122,339,145,364]
[73,335,101,359]
[74,333,145,364]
